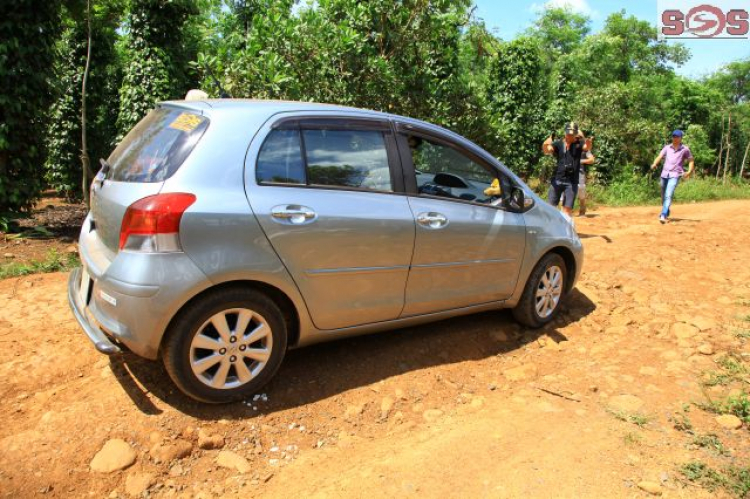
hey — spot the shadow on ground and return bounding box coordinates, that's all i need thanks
[111,289,597,419]
[578,233,613,243]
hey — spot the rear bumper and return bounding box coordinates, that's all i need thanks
[67,267,122,355]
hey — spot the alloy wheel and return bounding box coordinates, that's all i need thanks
[189,308,272,389]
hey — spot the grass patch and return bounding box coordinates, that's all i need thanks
[587,176,750,207]
[0,250,80,280]
[679,461,750,498]
[608,409,652,427]
[671,413,694,433]
[690,434,730,456]
[733,328,750,339]
[623,431,642,445]
[702,353,749,387]
[698,391,750,424]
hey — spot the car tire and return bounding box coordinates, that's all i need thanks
[512,253,567,328]
[162,287,288,404]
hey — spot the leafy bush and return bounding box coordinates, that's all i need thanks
[0,1,61,213]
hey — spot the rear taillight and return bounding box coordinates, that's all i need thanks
[119,193,196,252]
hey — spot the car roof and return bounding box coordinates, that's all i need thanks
[162,98,391,117]
[160,98,452,133]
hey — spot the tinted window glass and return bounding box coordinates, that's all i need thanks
[302,130,392,192]
[256,130,305,185]
[407,135,501,205]
[108,108,209,182]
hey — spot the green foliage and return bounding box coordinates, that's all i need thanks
[116,0,200,136]
[588,176,750,207]
[680,461,750,498]
[0,250,80,280]
[486,37,548,178]
[0,1,748,212]
[45,2,122,200]
[527,6,590,57]
[607,409,652,427]
[690,434,729,456]
[0,1,61,213]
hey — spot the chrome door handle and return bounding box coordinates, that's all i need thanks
[416,212,448,229]
[271,205,317,225]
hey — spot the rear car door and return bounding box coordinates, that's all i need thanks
[246,115,415,330]
[396,124,527,316]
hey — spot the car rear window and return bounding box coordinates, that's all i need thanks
[107,108,209,182]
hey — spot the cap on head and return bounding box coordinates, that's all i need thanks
[564,122,579,135]
[672,129,684,138]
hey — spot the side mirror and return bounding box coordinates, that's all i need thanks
[508,187,533,212]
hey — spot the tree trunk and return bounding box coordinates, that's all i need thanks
[740,139,750,181]
[723,112,732,185]
[81,0,94,207]
[715,114,725,179]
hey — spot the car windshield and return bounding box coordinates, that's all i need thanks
[107,108,209,183]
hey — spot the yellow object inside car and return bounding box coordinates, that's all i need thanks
[483,178,502,197]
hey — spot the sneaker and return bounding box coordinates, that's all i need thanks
[659,215,667,224]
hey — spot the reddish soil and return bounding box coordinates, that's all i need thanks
[1,200,749,498]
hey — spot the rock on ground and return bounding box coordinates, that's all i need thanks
[607,395,644,413]
[90,439,136,473]
[125,472,155,497]
[503,363,538,382]
[715,414,743,430]
[150,439,192,463]
[637,481,662,495]
[197,428,225,450]
[216,450,251,473]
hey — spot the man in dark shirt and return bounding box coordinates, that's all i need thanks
[541,122,593,217]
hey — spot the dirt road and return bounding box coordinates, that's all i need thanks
[1,200,749,498]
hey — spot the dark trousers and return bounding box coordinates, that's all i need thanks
[548,178,577,208]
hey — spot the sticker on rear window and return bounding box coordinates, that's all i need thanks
[169,112,203,132]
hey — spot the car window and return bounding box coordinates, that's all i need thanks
[302,129,392,192]
[107,108,209,183]
[405,134,503,205]
[256,130,306,185]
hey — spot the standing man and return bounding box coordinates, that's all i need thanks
[542,122,593,218]
[650,130,694,224]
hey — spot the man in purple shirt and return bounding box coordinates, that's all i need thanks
[650,130,694,224]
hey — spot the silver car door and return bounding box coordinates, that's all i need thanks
[245,116,415,330]
[396,126,526,317]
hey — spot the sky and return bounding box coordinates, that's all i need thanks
[473,0,750,78]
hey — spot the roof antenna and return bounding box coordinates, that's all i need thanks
[205,66,232,99]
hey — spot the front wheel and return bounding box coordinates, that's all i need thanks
[162,288,288,403]
[512,253,567,328]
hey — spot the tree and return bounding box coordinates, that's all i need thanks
[527,6,590,57]
[116,0,200,137]
[601,11,689,81]
[485,37,548,178]
[0,1,61,213]
[45,0,122,200]
[707,59,750,105]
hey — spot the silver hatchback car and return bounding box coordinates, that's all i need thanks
[68,100,583,403]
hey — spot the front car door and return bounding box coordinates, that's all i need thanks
[246,115,415,330]
[396,123,527,316]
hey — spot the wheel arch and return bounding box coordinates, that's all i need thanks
[160,280,301,356]
[547,246,577,293]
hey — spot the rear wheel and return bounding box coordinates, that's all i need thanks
[162,287,287,403]
[512,253,567,328]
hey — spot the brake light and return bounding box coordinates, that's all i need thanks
[119,193,196,252]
